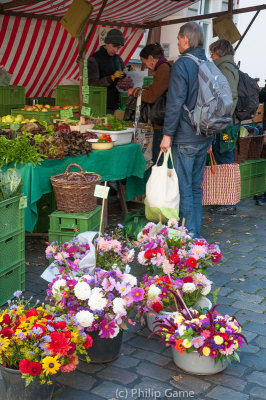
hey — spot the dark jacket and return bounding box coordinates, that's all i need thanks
[163,47,212,145]
[87,46,125,112]
[213,55,239,116]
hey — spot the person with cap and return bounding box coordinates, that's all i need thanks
[87,28,126,114]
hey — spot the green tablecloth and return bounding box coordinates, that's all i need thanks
[3,144,146,232]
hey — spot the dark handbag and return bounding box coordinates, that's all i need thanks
[150,92,167,126]
[123,95,149,123]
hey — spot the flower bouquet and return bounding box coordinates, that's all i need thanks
[47,268,144,340]
[136,220,222,277]
[0,292,93,387]
[154,305,247,374]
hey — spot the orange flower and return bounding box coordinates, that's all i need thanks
[175,339,186,354]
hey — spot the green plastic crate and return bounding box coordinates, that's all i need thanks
[143,76,154,87]
[239,159,266,179]
[33,192,57,234]
[56,85,80,107]
[0,196,24,239]
[26,97,55,106]
[120,92,128,108]
[49,205,102,233]
[86,87,107,116]
[0,86,25,105]
[48,230,78,244]
[240,159,266,198]
[11,108,60,124]
[0,229,25,272]
[0,261,25,306]
[0,104,25,117]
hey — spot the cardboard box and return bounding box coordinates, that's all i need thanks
[253,103,264,123]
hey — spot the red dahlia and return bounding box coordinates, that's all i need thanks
[28,361,42,376]
[19,359,31,374]
[1,314,12,326]
[183,276,193,283]
[187,257,197,268]
[48,331,71,356]
[152,302,162,313]
[84,334,93,349]
[169,254,180,264]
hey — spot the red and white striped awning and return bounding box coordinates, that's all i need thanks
[0,0,195,97]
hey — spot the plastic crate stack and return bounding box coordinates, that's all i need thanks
[0,85,25,117]
[48,205,103,244]
[0,196,25,305]
[239,159,266,198]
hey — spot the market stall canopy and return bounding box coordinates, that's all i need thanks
[0,0,196,98]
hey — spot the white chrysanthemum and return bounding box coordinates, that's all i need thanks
[147,284,162,299]
[112,297,126,313]
[178,324,186,336]
[124,273,137,287]
[52,278,66,295]
[74,281,92,300]
[91,287,103,297]
[88,295,107,311]
[109,324,120,339]
[76,310,94,327]
[137,251,147,265]
[182,282,197,293]
[201,285,211,296]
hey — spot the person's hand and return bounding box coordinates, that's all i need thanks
[127,65,135,71]
[128,88,134,96]
[111,70,126,81]
[160,135,172,153]
[207,145,212,154]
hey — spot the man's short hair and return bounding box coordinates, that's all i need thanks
[209,39,235,57]
[179,22,203,49]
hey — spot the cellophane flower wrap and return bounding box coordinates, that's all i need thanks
[94,226,135,271]
[136,220,222,277]
[137,273,213,316]
[155,306,247,364]
[47,268,144,339]
[0,292,93,386]
[45,237,91,275]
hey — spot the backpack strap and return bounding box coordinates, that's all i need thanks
[181,53,203,66]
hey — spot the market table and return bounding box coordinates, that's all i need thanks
[3,143,146,232]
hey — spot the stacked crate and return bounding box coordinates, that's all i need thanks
[48,205,102,244]
[240,159,266,198]
[0,86,25,116]
[0,196,25,305]
[81,61,107,117]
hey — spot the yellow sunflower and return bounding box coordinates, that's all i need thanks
[0,336,10,352]
[42,356,61,375]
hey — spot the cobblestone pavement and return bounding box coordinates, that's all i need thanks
[0,197,266,400]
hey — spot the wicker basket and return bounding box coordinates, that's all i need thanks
[50,163,101,213]
[247,135,265,160]
[233,137,251,164]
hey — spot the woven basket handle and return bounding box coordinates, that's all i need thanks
[65,163,87,181]
[209,152,217,174]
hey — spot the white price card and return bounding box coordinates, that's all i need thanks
[94,185,110,199]
[19,196,27,209]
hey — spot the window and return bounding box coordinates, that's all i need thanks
[162,43,170,57]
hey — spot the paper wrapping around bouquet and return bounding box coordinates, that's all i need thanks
[60,0,93,38]
[202,163,241,206]
[213,15,241,44]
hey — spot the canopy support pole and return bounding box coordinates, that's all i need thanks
[234,10,260,52]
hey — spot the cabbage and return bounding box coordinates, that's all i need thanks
[0,168,23,200]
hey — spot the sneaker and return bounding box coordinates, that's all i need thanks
[209,206,237,215]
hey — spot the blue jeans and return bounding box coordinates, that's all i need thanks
[172,142,211,238]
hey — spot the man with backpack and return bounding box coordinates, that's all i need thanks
[208,39,240,215]
[160,23,213,238]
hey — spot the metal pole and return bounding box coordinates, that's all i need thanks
[235,10,260,52]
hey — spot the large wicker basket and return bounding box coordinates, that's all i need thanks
[233,137,251,164]
[247,135,265,160]
[50,163,101,213]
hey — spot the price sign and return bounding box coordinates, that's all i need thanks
[60,109,73,119]
[167,228,181,240]
[83,78,88,86]
[19,196,27,209]
[81,106,91,116]
[150,222,163,236]
[94,184,110,199]
[83,94,89,104]
[82,85,90,95]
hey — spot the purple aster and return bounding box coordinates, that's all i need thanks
[94,310,105,317]
[109,270,117,278]
[209,349,219,359]
[42,335,52,343]
[46,324,55,332]
[107,293,114,300]
[99,318,117,339]
[117,223,124,228]
[191,336,205,349]
[159,288,169,298]
[13,290,22,297]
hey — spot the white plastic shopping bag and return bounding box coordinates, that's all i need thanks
[145,149,179,223]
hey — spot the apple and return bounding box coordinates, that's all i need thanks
[24,106,34,111]
[74,105,79,109]
[41,108,48,112]
[62,105,70,109]
[44,104,51,108]
[53,105,61,109]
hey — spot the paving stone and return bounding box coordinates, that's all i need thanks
[77,361,104,374]
[210,273,232,286]
[245,322,266,336]
[170,374,211,395]
[129,336,165,353]
[96,366,138,384]
[133,349,171,366]
[255,335,266,348]
[132,377,175,399]
[216,297,235,306]
[249,386,266,399]
[240,354,266,371]
[206,385,249,400]
[224,362,248,377]
[241,344,259,354]
[215,265,240,274]
[227,291,264,304]
[136,361,175,381]
[257,289,266,297]
[235,310,266,324]
[55,370,96,390]
[121,343,137,355]
[247,371,266,387]
[91,382,137,400]
[250,268,266,276]
[204,373,246,391]
[227,279,266,294]
[111,355,140,368]
[232,300,266,313]
[242,330,257,343]
[54,387,103,400]
[255,348,266,359]
[217,287,234,297]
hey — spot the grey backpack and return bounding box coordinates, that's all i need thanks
[183,54,233,137]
